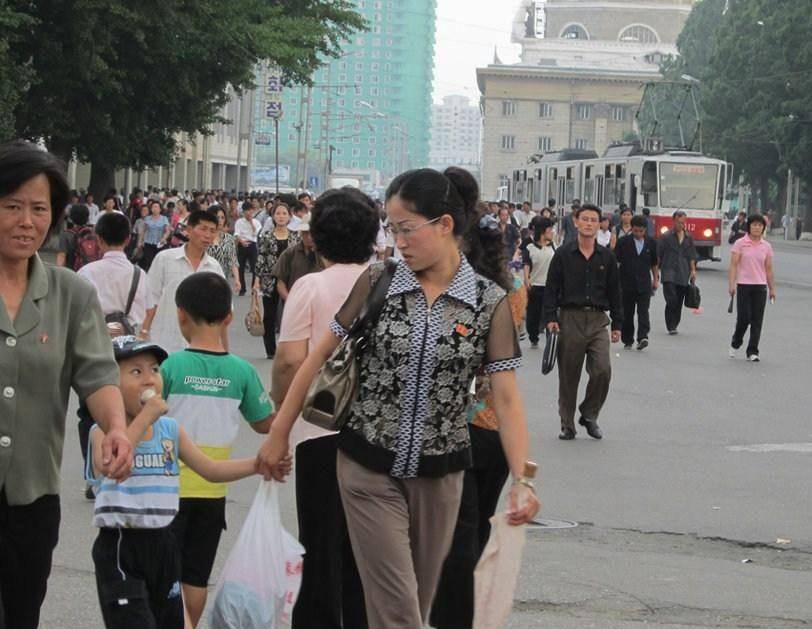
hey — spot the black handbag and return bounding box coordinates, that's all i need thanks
[684,281,701,309]
[541,329,559,375]
[302,260,397,431]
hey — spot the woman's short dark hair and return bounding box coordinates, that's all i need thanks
[746,214,767,233]
[95,212,131,245]
[533,217,553,241]
[69,203,89,227]
[175,272,231,324]
[0,140,70,232]
[311,187,380,264]
[385,167,510,290]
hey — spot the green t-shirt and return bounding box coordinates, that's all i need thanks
[161,349,272,498]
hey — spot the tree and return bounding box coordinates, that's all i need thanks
[701,0,812,216]
[0,3,33,140]
[8,0,365,196]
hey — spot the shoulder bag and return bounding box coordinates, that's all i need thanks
[302,259,397,431]
[105,266,141,336]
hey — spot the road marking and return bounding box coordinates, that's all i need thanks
[727,443,812,453]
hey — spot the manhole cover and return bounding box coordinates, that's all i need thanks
[526,517,578,530]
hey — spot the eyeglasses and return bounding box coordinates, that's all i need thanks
[389,216,442,238]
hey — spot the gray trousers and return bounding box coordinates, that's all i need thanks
[557,309,612,430]
[337,451,464,629]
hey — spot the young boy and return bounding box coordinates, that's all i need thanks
[161,272,276,627]
[86,336,268,628]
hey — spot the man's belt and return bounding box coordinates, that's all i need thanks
[562,305,604,312]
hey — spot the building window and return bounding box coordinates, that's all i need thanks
[352,148,360,157]
[500,135,516,151]
[560,23,589,40]
[619,24,659,44]
[498,174,510,189]
[575,139,589,150]
[537,136,552,152]
[368,149,376,157]
[501,100,517,117]
[576,104,591,120]
[352,160,359,168]
[538,102,553,118]
[611,106,626,122]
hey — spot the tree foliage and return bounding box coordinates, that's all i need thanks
[0,2,34,140]
[5,0,365,193]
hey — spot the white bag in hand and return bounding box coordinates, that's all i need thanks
[211,480,305,629]
[472,514,526,629]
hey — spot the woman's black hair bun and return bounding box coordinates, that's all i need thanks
[443,166,479,213]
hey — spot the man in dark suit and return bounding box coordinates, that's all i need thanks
[615,215,659,350]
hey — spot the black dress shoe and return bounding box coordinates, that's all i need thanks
[558,428,576,440]
[578,417,603,440]
[637,338,649,351]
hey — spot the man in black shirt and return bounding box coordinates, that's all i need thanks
[615,215,659,350]
[657,210,697,334]
[545,203,622,440]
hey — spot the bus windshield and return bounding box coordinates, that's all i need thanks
[659,162,719,210]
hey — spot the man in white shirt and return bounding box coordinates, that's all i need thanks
[85,193,101,225]
[140,210,226,352]
[78,212,148,334]
[287,200,309,231]
[234,204,262,296]
[513,201,534,231]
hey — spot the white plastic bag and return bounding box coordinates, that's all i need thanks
[211,480,305,629]
[472,513,526,629]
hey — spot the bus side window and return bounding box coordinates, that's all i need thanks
[642,161,658,206]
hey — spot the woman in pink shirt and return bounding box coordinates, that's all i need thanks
[728,214,776,361]
[270,188,380,629]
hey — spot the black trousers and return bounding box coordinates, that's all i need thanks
[0,492,60,629]
[430,426,510,629]
[78,402,94,472]
[262,292,281,358]
[621,289,651,345]
[139,243,160,272]
[732,284,767,357]
[292,436,367,629]
[92,527,184,629]
[525,285,546,345]
[662,282,688,332]
[237,242,258,294]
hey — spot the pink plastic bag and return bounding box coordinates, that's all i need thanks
[211,480,304,629]
[472,513,526,629]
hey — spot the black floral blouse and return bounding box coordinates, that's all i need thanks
[207,231,238,278]
[255,229,300,296]
[330,256,521,479]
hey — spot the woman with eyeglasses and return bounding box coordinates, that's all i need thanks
[206,205,241,294]
[257,167,539,629]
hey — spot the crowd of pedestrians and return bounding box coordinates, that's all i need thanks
[0,136,779,629]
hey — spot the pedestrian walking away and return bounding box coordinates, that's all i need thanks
[256,167,539,629]
[544,203,623,441]
[657,210,697,335]
[614,215,659,350]
[728,214,775,361]
[234,202,261,296]
[271,187,380,629]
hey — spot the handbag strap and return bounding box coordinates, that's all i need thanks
[347,258,398,338]
[124,266,141,316]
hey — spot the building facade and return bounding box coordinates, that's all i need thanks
[478,0,695,199]
[428,94,481,180]
[254,0,437,192]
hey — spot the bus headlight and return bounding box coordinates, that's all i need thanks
[660,226,669,235]
[703,228,713,238]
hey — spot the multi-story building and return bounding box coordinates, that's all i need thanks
[254,0,437,191]
[478,0,696,199]
[428,95,481,181]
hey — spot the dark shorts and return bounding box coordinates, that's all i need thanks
[168,497,226,587]
[92,527,183,629]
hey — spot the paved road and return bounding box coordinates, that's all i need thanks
[40,243,812,627]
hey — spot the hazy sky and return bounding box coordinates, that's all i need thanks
[432,0,525,104]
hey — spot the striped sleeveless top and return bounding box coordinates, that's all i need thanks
[86,416,180,528]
